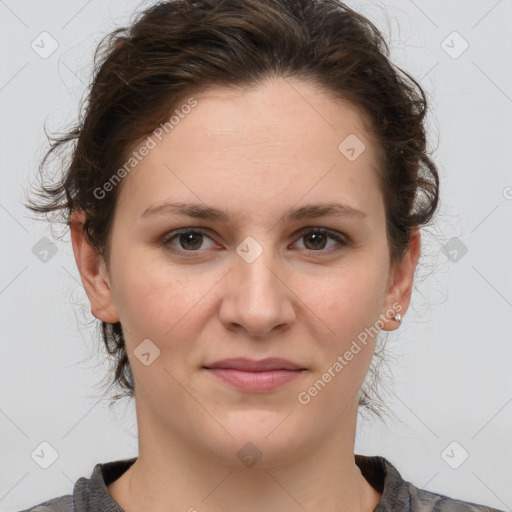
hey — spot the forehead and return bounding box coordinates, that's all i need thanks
[115,77,384,225]
[179,77,376,162]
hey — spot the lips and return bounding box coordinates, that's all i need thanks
[203,357,305,371]
[203,358,307,392]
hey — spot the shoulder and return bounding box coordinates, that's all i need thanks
[17,457,136,512]
[355,454,505,512]
[401,479,505,512]
[16,493,75,512]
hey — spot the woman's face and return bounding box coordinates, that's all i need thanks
[75,77,418,466]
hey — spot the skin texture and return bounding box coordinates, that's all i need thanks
[71,77,420,512]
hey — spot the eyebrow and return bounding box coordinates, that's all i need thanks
[141,201,367,222]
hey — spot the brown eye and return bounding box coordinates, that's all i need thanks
[295,228,348,253]
[177,232,204,251]
[162,229,217,253]
[161,227,348,257]
[303,232,328,250]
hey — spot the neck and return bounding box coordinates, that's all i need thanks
[108,396,382,512]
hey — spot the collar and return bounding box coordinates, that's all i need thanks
[74,454,402,511]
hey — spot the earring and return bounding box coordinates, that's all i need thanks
[393,313,402,325]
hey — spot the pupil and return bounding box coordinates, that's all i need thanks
[181,233,202,250]
[306,233,326,250]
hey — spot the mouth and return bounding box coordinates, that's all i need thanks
[203,357,306,372]
[202,358,307,393]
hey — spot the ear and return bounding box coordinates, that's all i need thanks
[69,210,120,324]
[380,227,421,331]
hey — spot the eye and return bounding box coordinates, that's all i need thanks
[293,227,348,253]
[162,229,218,253]
[161,227,348,256]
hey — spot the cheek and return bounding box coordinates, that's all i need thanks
[298,269,384,409]
[109,248,192,342]
[317,259,388,338]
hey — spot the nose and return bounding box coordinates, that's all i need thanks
[218,242,296,337]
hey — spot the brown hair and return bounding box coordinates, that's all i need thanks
[25,0,439,420]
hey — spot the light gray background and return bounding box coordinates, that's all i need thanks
[1,0,511,511]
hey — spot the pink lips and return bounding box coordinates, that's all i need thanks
[203,358,306,393]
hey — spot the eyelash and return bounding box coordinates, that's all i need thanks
[161,227,349,257]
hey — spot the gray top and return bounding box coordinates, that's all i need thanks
[18,454,505,512]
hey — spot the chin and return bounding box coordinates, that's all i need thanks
[200,412,315,470]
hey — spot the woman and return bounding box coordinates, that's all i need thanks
[22,0,503,511]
